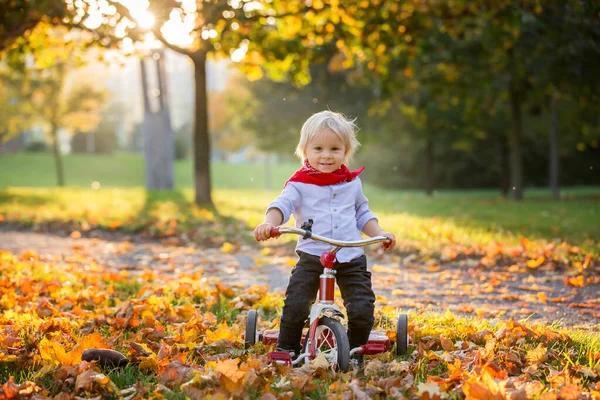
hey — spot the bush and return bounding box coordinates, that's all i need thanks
[94,126,117,154]
[355,138,425,189]
[70,132,87,153]
[174,123,192,160]
[24,141,48,152]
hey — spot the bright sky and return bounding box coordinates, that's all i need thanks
[78,0,254,60]
[80,0,192,49]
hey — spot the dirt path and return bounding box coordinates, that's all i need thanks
[1,230,598,329]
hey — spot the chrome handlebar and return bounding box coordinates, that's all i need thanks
[270,226,390,248]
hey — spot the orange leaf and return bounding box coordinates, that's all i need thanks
[109,220,122,229]
[216,282,235,297]
[440,336,453,352]
[215,358,246,383]
[537,292,548,302]
[526,256,545,269]
[565,275,585,287]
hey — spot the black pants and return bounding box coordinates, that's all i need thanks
[277,251,376,353]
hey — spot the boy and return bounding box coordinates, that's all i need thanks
[254,110,396,362]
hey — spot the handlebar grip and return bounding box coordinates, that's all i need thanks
[270,227,281,238]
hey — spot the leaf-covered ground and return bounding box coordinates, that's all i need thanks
[1,229,599,399]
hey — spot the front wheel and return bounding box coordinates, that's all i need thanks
[304,317,349,372]
[245,310,258,349]
[396,314,408,356]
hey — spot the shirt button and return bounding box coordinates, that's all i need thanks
[333,194,337,198]
[334,225,338,229]
[333,208,337,212]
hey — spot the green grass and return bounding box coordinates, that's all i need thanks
[0,152,598,253]
[0,152,298,190]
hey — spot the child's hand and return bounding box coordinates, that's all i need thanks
[381,232,396,251]
[254,223,275,241]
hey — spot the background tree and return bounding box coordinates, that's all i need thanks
[1,23,108,185]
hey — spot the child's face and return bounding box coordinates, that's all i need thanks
[305,128,346,173]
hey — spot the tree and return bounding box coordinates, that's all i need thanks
[0,67,35,143]
[0,0,67,51]
[1,23,108,185]
[325,0,599,200]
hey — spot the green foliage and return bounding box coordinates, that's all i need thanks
[174,123,191,160]
[0,1,67,51]
[24,141,49,152]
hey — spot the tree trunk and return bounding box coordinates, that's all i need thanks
[496,133,510,197]
[140,52,174,189]
[508,79,524,201]
[50,123,65,186]
[192,53,213,206]
[424,130,434,196]
[47,62,66,187]
[549,92,560,199]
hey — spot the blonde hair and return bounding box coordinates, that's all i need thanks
[295,110,361,163]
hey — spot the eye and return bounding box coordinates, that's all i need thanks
[314,146,322,150]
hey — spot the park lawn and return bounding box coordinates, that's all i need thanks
[0,186,599,257]
[0,152,598,255]
[0,152,298,190]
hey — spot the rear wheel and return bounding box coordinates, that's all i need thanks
[245,310,258,349]
[396,314,408,356]
[303,317,349,372]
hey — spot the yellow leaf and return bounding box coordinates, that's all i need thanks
[221,242,234,253]
[204,320,236,345]
[139,354,159,373]
[0,353,17,362]
[38,337,70,366]
[526,344,548,365]
[246,65,263,81]
[285,257,296,267]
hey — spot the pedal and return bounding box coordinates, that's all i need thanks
[360,343,387,355]
[267,351,292,366]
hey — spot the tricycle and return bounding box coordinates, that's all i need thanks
[244,220,410,372]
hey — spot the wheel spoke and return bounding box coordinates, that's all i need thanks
[315,326,338,363]
[304,318,349,372]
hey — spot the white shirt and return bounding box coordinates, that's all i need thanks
[266,178,378,262]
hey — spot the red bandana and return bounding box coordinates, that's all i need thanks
[284,160,365,187]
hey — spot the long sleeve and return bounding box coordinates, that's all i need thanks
[355,180,378,231]
[266,183,301,224]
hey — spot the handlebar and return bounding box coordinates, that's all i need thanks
[270,226,390,248]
